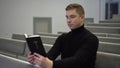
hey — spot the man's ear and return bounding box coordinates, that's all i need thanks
[81,15,85,19]
[80,15,85,22]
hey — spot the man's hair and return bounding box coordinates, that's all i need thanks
[65,3,85,16]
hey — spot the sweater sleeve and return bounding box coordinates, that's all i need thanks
[53,35,99,68]
[47,34,66,60]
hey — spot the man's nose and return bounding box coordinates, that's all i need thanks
[67,18,71,23]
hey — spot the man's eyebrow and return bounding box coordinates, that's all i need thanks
[70,15,76,17]
[66,14,75,16]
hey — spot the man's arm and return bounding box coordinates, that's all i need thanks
[47,34,66,60]
[52,35,99,68]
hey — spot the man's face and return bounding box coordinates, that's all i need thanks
[66,9,84,30]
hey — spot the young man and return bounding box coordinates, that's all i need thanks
[28,3,99,68]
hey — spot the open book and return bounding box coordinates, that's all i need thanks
[24,34,46,57]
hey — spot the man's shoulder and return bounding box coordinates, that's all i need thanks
[59,33,67,38]
[84,28,98,40]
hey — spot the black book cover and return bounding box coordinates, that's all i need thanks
[25,34,46,57]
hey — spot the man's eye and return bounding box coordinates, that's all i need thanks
[70,15,76,18]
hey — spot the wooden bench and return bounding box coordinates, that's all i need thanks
[98,37,120,44]
[93,33,120,38]
[96,52,120,68]
[85,23,120,27]
[85,26,120,34]
[98,42,120,54]
[0,38,26,58]
[99,20,120,23]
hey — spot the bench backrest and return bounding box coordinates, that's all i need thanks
[98,37,120,44]
[0,38,26,56]
[98,42,120,54]
[85,26,120,34]
[12,34,26,40]
[40,36,57,45]
[96,52,120,68]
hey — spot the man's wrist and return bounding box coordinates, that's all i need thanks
[47,57,53,68]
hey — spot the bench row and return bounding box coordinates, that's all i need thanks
[93,33,120,38]
[11,34,120,55]
[1,51,120,68]
[12,33,120,45]
[0,38,50,58]
[0,37,120,58]
[85,26,120,34]
[37,32,120,38]
[0,38,120,68]
[99,20,120,23]
[57,26,120,34]
[39,35,120,44]
[85,23,120,27]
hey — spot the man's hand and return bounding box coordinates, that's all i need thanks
[28,53,53,68]
[28,52,35,64]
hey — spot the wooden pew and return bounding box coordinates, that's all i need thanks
[99,20,120,23]
[96,52,120,68]
[98,42,120,54]
[0,54,38,68]
[40,36,57,45]
[85,23,120,27]
[85,26,120,34]
[93,33,120,38]
[12,33,26,40]
[98,37,120,44]
[0,38,26,58]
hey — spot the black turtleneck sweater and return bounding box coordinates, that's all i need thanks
[47,25,99,68]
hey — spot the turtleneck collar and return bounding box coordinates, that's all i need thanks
[71,25,85,33]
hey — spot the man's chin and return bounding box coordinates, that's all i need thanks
[69,27,75,30]
[68,25,78,30]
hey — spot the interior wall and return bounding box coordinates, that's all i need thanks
[99,0,106,20]
[0,0,102,38]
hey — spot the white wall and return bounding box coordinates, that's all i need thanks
[99,0,106,20]
[0,0,102,38]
